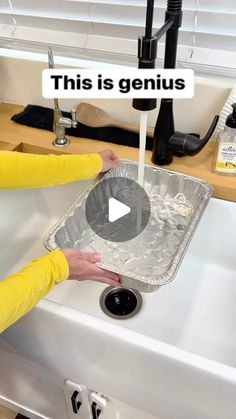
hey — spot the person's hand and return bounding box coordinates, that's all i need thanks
[61,248,120,286]
[99,149,122,173]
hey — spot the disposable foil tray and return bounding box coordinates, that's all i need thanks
[44,160,212,292]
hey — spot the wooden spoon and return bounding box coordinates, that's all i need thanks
[76,103,154,136]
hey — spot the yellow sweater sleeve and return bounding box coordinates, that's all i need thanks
[0,150,103,332]
[0,151,103,189]
[0,250,69,333]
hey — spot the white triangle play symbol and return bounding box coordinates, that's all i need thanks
[108,197,131,223]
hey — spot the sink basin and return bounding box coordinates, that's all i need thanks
[0,181,91,279]
[0,180,236,419]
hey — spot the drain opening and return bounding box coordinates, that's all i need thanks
[100,287,142,320]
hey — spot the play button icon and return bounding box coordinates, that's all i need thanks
[85,176,151,242]
[108,198,131,222]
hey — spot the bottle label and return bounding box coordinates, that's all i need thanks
[215,143,236,173]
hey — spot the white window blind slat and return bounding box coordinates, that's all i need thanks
[1,8,236,37]
[0,0,235,76]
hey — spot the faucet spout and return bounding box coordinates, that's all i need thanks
[48,47,77,147]
[133,0,219,165]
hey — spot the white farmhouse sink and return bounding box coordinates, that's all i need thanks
[0,180,236,419]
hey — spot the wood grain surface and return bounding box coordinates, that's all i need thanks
[0,103,235,201]
[0,405,16,419]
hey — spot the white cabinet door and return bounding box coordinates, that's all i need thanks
[102,396,161,419]
[63,379,161,419]
[0,345,161,419]
[0,349,68,419]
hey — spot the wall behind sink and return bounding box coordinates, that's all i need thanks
[0,54,234,137]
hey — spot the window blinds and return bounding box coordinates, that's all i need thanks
[0,0,235,75]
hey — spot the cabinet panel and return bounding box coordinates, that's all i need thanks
[102,396,160,419]
[64,379,161,419]
[0,349,68,419]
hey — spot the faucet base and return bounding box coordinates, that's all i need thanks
[52,137,70,147]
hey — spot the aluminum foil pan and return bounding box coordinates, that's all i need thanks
[44,160,212,292]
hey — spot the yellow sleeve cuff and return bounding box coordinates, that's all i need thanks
[49,249,70,283]
[0,249,69,333]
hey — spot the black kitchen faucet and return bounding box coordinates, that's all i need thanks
[133,0,219,165]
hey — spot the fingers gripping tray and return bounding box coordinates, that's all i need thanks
[44,160,212,292]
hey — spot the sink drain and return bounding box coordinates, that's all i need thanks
[100,286,142,320]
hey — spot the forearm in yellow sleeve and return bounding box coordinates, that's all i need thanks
[0,151,103,189]
[0,250,69,333]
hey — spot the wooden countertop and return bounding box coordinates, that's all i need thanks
[0,102,235,201]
